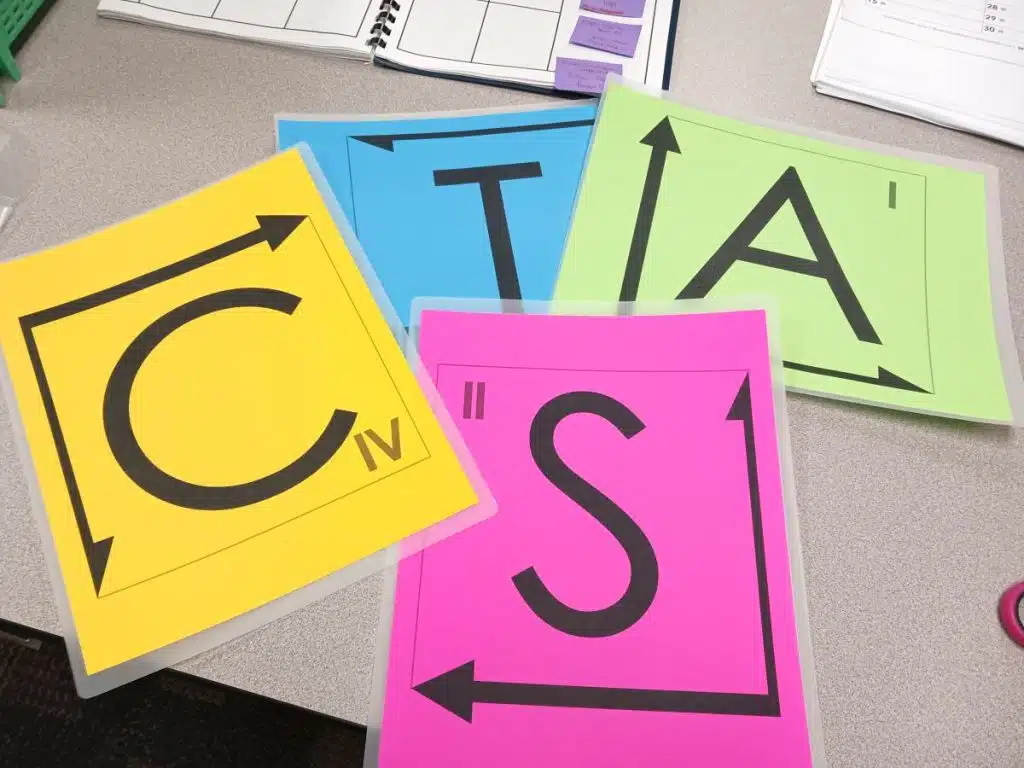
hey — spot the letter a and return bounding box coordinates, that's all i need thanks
[677,166,880,344]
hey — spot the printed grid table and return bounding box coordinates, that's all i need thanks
[394,0,661,76]
[117,0,376,41]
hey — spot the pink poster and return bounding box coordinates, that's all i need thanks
[374,307,817,767]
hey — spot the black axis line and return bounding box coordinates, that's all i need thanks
[782,361,928,393]
[351,118,594,152]
[619,116,680,302]
[415,661,777,722]
[19,216,306,595]
[413,374,781,722]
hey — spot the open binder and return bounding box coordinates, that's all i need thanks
[96,0,682,94]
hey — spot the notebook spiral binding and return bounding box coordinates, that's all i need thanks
[365,0,401,50]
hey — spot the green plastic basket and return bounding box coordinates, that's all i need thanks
[1,0,58,105]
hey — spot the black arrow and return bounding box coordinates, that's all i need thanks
[19,215,308,595]
[414,376,780,723]
[23,216,306,328]
[414,660,780,723]
[726,375,779,709]
[352,119,594,152]
[782,361,928,393]
[619,117,680,302]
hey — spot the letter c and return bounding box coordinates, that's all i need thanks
[102,287,356,509]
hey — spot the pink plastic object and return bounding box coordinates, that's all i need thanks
[998,582,1024,648]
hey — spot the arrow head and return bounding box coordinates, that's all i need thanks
[256,215,307,250]
[86,536,114,594]
[414,661,476,723]
[876,367,928,393]
[640,117,680,154]
[726,375,752,422]
[352,135,396,152]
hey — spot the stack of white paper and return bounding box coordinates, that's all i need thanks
[812,0,1024,148]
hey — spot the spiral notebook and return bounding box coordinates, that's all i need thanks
[96,0,682,94]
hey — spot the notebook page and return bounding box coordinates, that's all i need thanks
[97,0,376,57]
[842,0,1024,65]
[374,0,676,90]
[812,0,1024,145]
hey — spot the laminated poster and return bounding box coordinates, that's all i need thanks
[556,79,1024,424]
[368,300,823,768]
[0,147,492,696]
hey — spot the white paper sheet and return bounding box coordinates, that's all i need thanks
[812,0,1024,147]
[97,0,377,57]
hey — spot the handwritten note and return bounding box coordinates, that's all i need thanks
[580,0,646,18]
[554,57,623,95]
[570,16,642,57]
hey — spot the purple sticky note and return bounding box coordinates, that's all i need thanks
[570,16,642,57]
[554,57,623,95]
[580,0,646,18]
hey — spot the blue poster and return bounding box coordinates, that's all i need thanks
[276,104,596,325]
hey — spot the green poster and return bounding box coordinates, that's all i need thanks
[556,80,1023,423]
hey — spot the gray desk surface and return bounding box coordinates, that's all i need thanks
[1,0,1022,763]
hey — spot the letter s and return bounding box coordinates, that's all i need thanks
[513,391,658,638]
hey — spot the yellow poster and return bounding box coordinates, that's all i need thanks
[0,148,482,684]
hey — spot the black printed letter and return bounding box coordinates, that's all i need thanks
[103,287,357,509]
[677,166,880,344]
[514,391,658,638]
[433,162,542,301]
